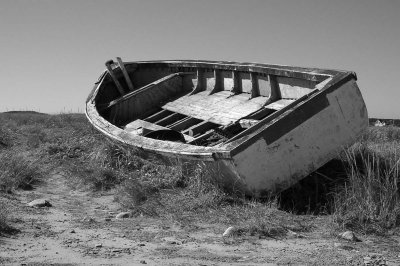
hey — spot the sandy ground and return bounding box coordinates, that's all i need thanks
[1,173,400,265]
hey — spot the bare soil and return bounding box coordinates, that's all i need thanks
[1,173,400,265]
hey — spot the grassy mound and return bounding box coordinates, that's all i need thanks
[1,111,399,235]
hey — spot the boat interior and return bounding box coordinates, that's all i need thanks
[95,60,331,147]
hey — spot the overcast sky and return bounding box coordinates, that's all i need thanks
[1,0,399,118]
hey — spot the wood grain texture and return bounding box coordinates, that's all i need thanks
[163,91,269,126]
[116,57,134,91]
[105,62,125,95]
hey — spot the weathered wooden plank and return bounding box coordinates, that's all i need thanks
[265,99,295,111]
[124,119,195,142]
[163,90,269,126]
[205,69,215,91]
[245,107,276,120]
[221,70,233,91]
[230,71,241,94]
[209,69,223,94]
[315,77,333,90]
[169,117,201,131]
[239,119,259,129]
[116,57,134,91]
[190,69,206,94]
[105,60,125,95]
[268,75,281,102]
[145,109,172,123]
[183,121,217,137]
[258,75,271,97]
[126,60,335,82]
[187,130,214,144]
[125,119,166,132]
[104,73,185,110]
[250,72,260,99]
[277,76,316,99]
[155,113,186,127]
[240,72,252,94]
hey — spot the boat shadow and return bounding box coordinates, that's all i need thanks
[277,159,347,215]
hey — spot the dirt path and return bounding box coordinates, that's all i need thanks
[1,173,400,265]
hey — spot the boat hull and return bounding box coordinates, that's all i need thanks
[227,79,368,196]
[86,60,368,196]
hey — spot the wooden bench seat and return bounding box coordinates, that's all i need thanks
[162,91,270,126]
[124,119,194,142]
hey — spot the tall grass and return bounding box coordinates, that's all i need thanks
[0,150,43,192]
[333,127,400,233]
[0,199,10,233]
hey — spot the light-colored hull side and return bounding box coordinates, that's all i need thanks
[229,79,368,196]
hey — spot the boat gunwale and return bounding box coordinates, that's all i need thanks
[85,60,356,161]
[124,60,341,82]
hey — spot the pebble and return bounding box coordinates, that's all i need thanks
[104,218,112,222]
[82,217,95,223]
[116,212,131,219]
[95,244,102,248]
[28,199,52,208]
[138,243,146,247]
[339,231,360,242]
[222,226,236,237]
[140,260,147,264]
[287,230,305,238]
[70,229,76,233]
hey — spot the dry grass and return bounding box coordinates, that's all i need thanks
[0,151,43,192]
[332,127,400,233]
[0,199,10,233]
[1,111,400,237]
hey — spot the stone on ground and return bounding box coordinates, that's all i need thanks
[116,212,131,219]
[339,231,360,242]
[27,199,52,208]
[222,226,236,237]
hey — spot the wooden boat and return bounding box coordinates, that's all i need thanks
[86,58,368,196]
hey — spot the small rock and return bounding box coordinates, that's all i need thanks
[95,244,102,248]
[82,217,95,223]
[137,243,145,247]
[104,218,111,222]
[28,199,52,208]
[287,230,305,238]
[112,249,122,253]
[222,226,236,237]
[339,231,360,242]
[334,242,342,248]
[167,240,182,245]
[116,212,131,219]
[140,260,147,264]
[70,229,76,233]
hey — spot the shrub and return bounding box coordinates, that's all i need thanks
[333,143,400,233]
[0,151,43,192]
[0,199,10,233]
[65,162,120,191]
[0,126,13,148]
